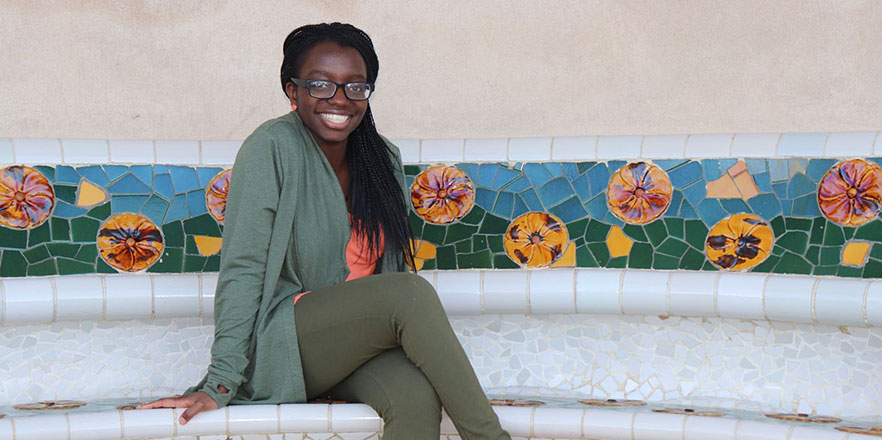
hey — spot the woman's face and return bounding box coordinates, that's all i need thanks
[287,41,369,150]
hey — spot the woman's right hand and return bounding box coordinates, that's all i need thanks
[137,391,220,424]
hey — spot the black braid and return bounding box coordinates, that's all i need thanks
[280,23,416,271]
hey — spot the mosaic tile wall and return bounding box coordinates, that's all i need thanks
[2,157,880,278]
[1,316,880,419]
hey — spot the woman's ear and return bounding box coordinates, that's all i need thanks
[285,82,298,109]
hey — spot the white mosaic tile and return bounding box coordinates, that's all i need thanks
[0,138,13,164]
[13,138,62,164]
[109,140,155,163]
[596,136,641,159]
[684,134,732,158]
[61,138,109,164]
[551,136,596,161]
[777,133,826,157]
[155,140,200,164]
[641,135,687,159]
[508,137,552,162]
[200,140,241,165]
[731,133,779,158]
[464,138,508,162]
[421,139,464,163]
[825,132,876,157]
[388,138,420,164]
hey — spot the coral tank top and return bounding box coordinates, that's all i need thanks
[293,222,384,305]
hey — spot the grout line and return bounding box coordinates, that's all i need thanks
[0,278,6,326]
[504,138,511,162]
[809,278,821,324]
[172,406,178,437]
[773,133,783,157]
[276,404,281,434]
[617,270,626,315]
[873,131,882,155]
[761,274,772,322]
[638,135,645,159]
[119,408,126,439]
[225,406,230,435]
[821,133,831,157]
[727,133,735,156]
[9,138,17,163]
[680,134,689,158]
[198,140,204,165]
[784,425,794,440]
[8,417,14,440]
[150,275,156,319]
[327,403,332,432]
[417,139,423,164]
[197,274,204,318]
[592,136,600,159]
[151,140,158,164]
[525,270,532,314]
[712,272,722,317]
[105,139,111,164]
[64,413,71,440]
[529,407,536,438]
[479,270,485,314]
[459,138,466,162]
[49,276,58,323]
[862,281,873,327]
[572,268,579,313]
[680,412,687,440]
[100,275,108,321]
[664,271,673,316]
[731,418,741,439]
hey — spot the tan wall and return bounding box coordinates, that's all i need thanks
[1,0,881,140]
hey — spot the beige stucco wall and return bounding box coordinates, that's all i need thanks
[1,1,880,140]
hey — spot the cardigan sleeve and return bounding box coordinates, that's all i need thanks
[197,130,282,408]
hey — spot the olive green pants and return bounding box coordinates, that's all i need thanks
[294,273,510,440]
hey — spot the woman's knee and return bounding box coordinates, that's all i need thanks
[375,272,441,308]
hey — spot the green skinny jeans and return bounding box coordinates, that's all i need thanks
[294,272,511,440]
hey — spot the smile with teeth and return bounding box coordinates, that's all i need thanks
[320,113,351,125]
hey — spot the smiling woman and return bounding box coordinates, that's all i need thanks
[138,22,511,440]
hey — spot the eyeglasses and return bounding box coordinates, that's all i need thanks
[290,78,375,101]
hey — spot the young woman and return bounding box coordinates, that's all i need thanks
[141,23,511,440]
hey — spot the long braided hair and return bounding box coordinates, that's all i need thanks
[280,23,415,272]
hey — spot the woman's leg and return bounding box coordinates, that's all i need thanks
[322,347,442,439]
[295,272,509,440]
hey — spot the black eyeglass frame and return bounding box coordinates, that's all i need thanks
[290,78,375,101]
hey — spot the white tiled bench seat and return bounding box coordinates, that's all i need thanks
[3,270,882,328]
[1,395,881,440]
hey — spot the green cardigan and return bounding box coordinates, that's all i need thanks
[188,112,407,407]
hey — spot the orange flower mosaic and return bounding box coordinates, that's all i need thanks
[0,165,55,230]
[206,169,232,224]
[504,212,569,268]
[818,159,882,227]
[705,214,774,271]
[98,213,164,272]
[410,165,475,224]
[607,162,672,225]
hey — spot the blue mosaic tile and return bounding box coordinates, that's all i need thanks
[492,191,514,218]
[475,188,496,210]
[77,166,110,187]
[187,189,207,217]
[748,193,782,220]
[769,159,790,182]
[166,194,189,223]
[720,198,751,214]
[701,159,723,181]
[494,167,521,189]
[505,176,530,192]
[538,178,572,207]
[142,195,169,225]
[608,160,627,172]
[476,164,496,187]
[586,164,610,198]
[108,174,152,195]
[683,181,707,205]
[55,166,81,184]
[806,159,837,181]
[869,157,882,167]
[53,201,87,218]
[524,163,553,187]
[170,166,200,193]
[754,172,772,192]
[668,190,684,216]
[585,195,608,219]
[668,161,703,188]
[512,196,529,217]
[654,159,689,171]
[545,163,565,178]
[520,189,543,211]
[154,174,174,200]
[561,163,579,179]
[607,214,624,227]
[679,200,698,219]
[697,199,728,226]
[782,199,792,215]
[772,182,787,199]
[718,159,738,174]
[572,174,590,202]
[745,158,767,175]
[105,165,128,182]
[458,163,478,180]
[405,176,414,188]
[111,195,149,215]
[197,167,224,187]
[788,173,816,199]
[550,197,588,223]
[154,165,169,174]
[130,165,153,186]
[34,166,55,183]
[791,194,822,217]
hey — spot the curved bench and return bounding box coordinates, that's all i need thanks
[1,397,880,440]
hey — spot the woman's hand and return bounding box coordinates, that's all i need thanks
[137,388,223,424]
